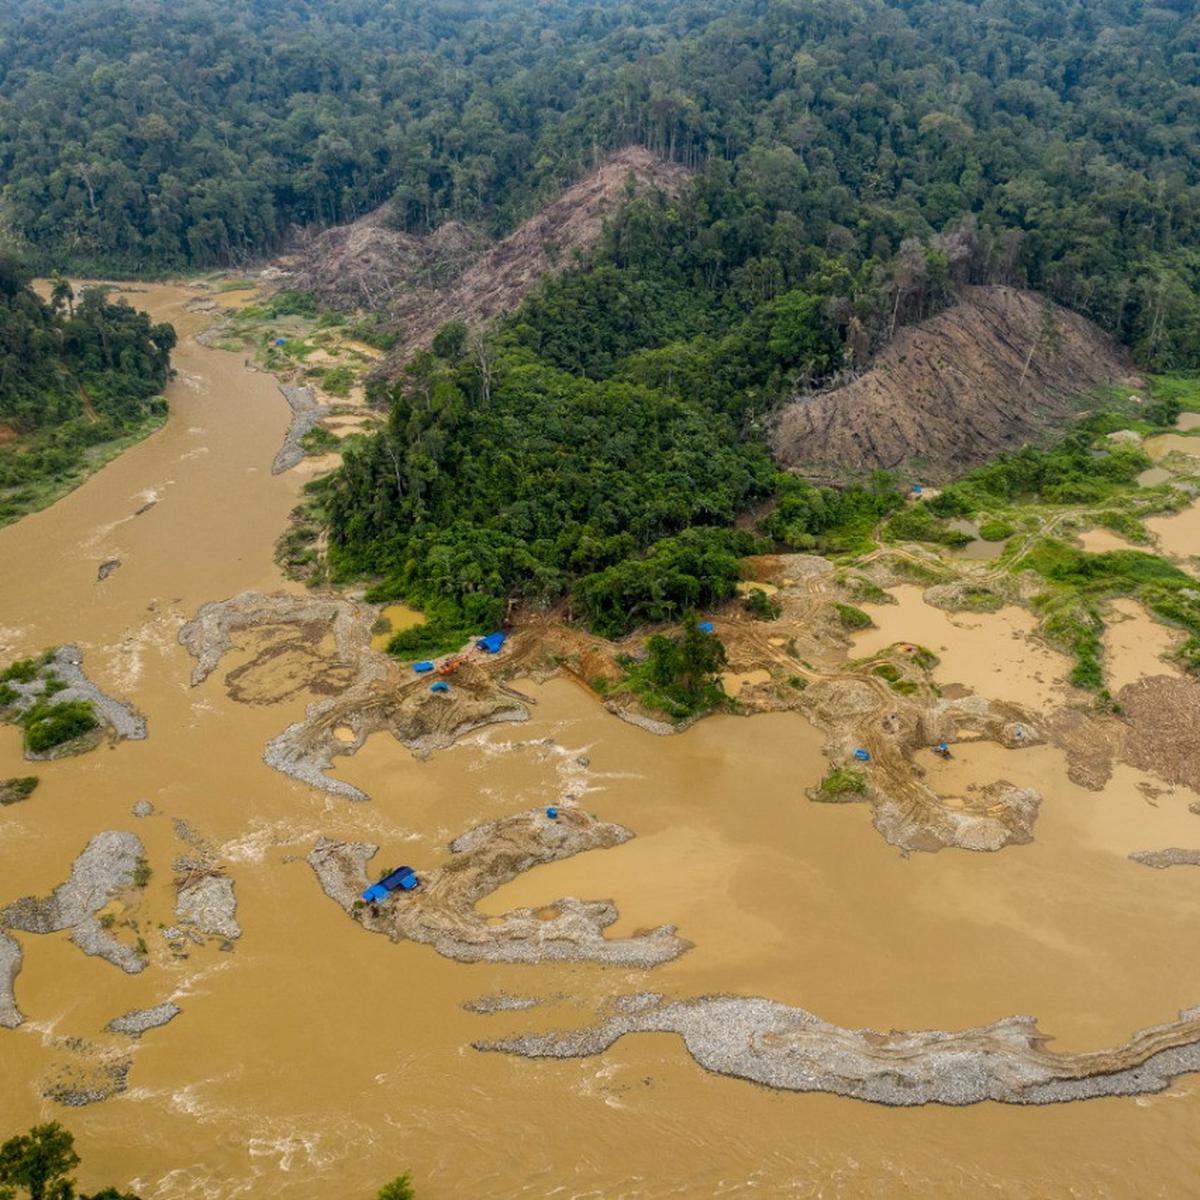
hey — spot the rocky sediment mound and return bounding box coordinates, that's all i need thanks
[180,590,526,800]
[801,680,1043,852]
[478,991,1200,1107]
[308,806,688,966]
[2,644,146,759]
[106,1002,181,1037]
[272,384,329,474]
[1130,848,1200,869]
[0,931,23,1028]
[773,286,1139,482]
[2,831,147,974]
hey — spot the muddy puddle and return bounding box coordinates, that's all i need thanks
[946,519,1006,560]
[1078,526,1140,554]
[1103,598,1183,691]
[1147,497,1200,562]
[370,603,425,652]
[852,585,1072,711]
[1145,432,1200,461]
[2,286,1200,1196]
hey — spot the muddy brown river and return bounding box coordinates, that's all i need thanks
[3,286,1200,1197]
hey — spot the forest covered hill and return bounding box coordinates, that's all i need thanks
[0,0,1197,371]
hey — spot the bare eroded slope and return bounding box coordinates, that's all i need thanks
[291,147,690,363]
[772,286,1140,482]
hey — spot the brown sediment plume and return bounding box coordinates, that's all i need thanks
[307,806,689,967]
[179,590,526,800]
[477,992,1200,1107]
[41,1037,132,1107]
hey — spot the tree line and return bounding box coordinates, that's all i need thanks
[0,0,1197,369]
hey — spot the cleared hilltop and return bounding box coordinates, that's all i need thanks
[289,148,690,364]
[772,286,1140,483]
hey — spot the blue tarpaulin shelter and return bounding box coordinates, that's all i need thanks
[361,865,418,903]
[698,622,714,633]
[477,632,507,654]
[413,661,434,673]
[852,748,871,762]
[430,680,450,693]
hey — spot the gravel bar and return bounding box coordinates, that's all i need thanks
[477,992,1200,1106]
[106,1002,181,1037]
[0,931,23,1029]
[272,384,328,474]
[2,831,148,975]
[1130,847,1200,869]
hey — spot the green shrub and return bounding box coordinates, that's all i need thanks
[22,699,98,753]
[815,766,866,800]
[319,366,355,397]
[378,1176,416,1200]
[833,602,872,631]
[978,518,1014,542]
[0,657,40,684]
[132,858,152,888]
[742,587,781,620]
[300,425,339,455]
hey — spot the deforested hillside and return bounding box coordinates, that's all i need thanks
[290,148,690,360]
[772,287,1141,483]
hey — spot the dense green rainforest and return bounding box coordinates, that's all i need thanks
[1,0,1197,367]
[0,261,175,523]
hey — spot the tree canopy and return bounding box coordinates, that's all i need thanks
[0,0,1196,368]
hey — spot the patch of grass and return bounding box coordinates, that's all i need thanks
[1,658,41,684]
[872,663,901,682]
[1093,510,1149,544]
[300,425,340,455]
[133,857,152,888]
[1024,538,1200,687]
[912,645,939,670]
[883,502,973,547]
[814,765,866,801]
[889,556,945,584]
[833,602,873,631]
[318,365,356,397]
[955,586,1006,613]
